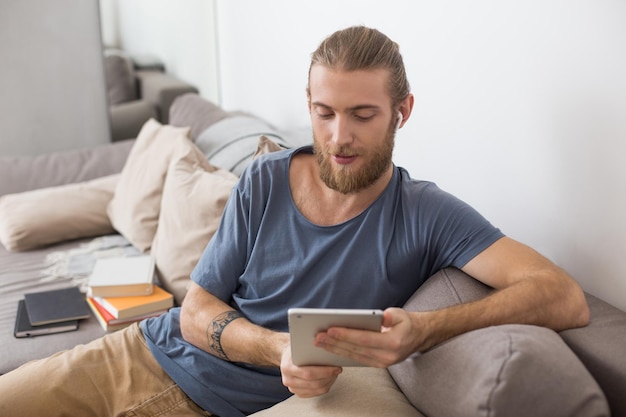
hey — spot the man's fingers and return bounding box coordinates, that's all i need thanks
[314,310,414,367]
[283,373,340,397]
[314,330,389,367]
[281,365,342,397]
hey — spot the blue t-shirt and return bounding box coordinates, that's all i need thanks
[142,146,504,417]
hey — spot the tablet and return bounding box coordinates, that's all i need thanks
[288,308,383,367]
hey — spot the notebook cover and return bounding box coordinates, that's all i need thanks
[23,286,91,326]
[14,300,79,337]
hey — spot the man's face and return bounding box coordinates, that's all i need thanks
[308,65,396,194]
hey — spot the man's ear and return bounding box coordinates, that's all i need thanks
[396,112,403,130]
[397,93,415,128]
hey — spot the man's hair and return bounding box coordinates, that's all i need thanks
[308,26,411,109]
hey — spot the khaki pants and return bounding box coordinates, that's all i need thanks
[0,323,212,417]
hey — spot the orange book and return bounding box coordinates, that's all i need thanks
[86,298,166,332]
[94,286,173,319]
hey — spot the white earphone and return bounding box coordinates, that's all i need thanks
[395,112,403,130]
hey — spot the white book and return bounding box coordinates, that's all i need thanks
[87,255,155,297]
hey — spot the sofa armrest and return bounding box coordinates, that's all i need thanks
[0,140,134,196]
[411,268,626,416]
[559,294,626,417]
[136,71,198,124]
[110,101,158,142]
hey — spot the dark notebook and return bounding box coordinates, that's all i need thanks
[23,287,90,326]
[14,300,79,338]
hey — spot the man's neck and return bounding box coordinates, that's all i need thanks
[289,152,393,226]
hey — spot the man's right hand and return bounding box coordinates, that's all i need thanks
[279,344,343,398]
[180,282,343,397]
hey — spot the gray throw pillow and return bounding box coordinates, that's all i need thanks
[388,269,610,417]
[195,115,289,176]
[168,93,231,140]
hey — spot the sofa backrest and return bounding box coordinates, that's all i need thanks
[0,139,135,197]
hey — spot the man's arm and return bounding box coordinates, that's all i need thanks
[404,236,589,351]
[459,236,589,331]
[179,281,342,397]
[314,237,590,367]
[179,281,287,365]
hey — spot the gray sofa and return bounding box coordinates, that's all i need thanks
[1,94,625,417]
[104,49,198,142]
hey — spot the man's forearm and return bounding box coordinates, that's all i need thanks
[206,310,245,361]
[413,268,589,352]
[433,237,591,346]
[180,282,288,367]
[218,315,289,366]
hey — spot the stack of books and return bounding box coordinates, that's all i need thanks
[86,255,173,332]
[14,287,90,338]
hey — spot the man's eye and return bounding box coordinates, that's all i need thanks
[317,113,334,119]
[354,114,374,122]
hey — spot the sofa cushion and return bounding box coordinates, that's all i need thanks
[0,239,108,374]
[104,49,137,105]
[0,175,119,252]
[560,293,626,416]
[388,268,610,417]
[250,367,424,417]
[403,267,493,309]
[107,119,191,252]
[195,115,290,176]
[151,140,237,305]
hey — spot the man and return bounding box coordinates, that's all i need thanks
[0,26,588,417]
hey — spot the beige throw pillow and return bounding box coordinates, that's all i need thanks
[0,174,119,251]
[107,119,191,252]
[151,139,238,304]
[253,134,285,159]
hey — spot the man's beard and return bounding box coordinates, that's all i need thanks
[313,122,395,194]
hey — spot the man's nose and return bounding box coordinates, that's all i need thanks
[330,116,353,146]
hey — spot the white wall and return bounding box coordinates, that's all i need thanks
[100,0,220,103]
[216,0,626,311]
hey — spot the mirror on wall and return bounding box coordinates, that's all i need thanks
[0,0,217,156]
[99,0,220,142]
[0,0,110,157]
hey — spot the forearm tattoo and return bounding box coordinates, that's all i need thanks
[207,310,243,361]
